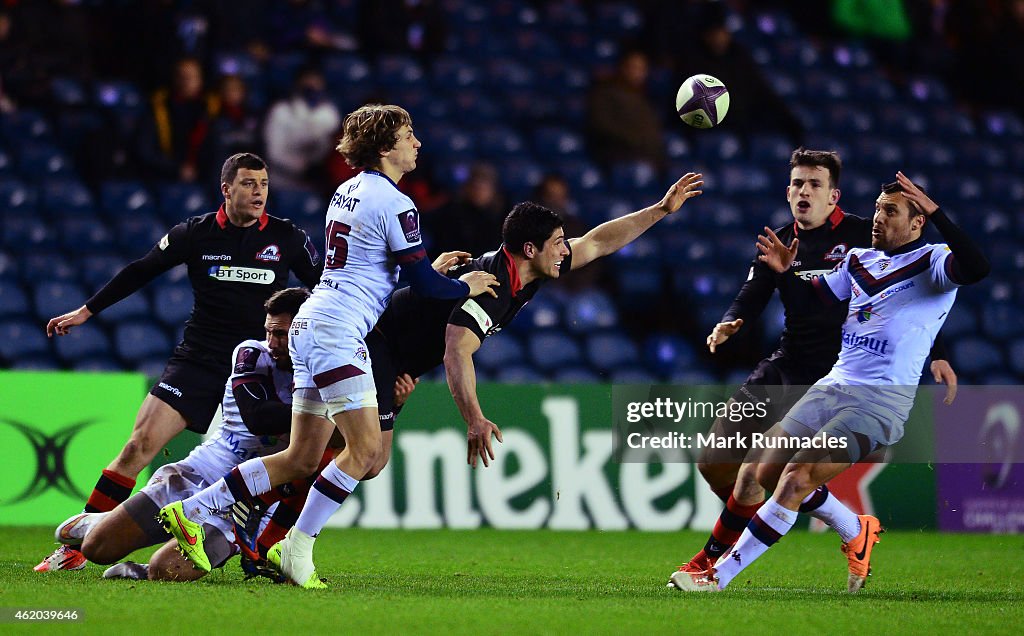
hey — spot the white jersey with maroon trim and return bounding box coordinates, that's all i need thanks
[302,170,426,335]
[185,339,290,476]
[812,239,959,414]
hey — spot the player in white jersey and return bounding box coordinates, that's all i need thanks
[160,104,499,587]
[672,171,989,594]
[51,289,310,581]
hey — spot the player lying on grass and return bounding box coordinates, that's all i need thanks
[162,172,705,587]
[678,148,956,580]
[670,172,989,593]
[51,289,415,582]
[36,153,323,572]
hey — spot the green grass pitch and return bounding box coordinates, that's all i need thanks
[1,527,1022,634]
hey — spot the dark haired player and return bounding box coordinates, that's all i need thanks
[676,149,956,585]
[167,172,705,587]
[673,172,988,592]
[37,153,323,571]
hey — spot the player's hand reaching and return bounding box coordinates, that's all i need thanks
[467,416,503,468]
[930,359,958,405]
[459,271,499,298]
[896,171,939,216]
[46,305,93,337]
[393,373,419,408]
[432,250,472,274]
[707,318,743,353]
[656,172,703,214]
[756,227,798,273]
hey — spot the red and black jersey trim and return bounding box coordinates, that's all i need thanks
[392,244,427,265]
[793,205,845,235]
[849,251,931,297]
[216,204,269,230]
[500,245,523,296]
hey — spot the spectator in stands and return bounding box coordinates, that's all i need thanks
[532,173,598,290]
[586,49,667,172]
[137,57,216,182]
[676,2,803,146]
[429,163,508,257]
[200,75,262,183]
[266,0,356,57]
[263,67,341,190]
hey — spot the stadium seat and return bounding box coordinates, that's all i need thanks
[982,110,1024,138]
[749,134,795,163]
[0,147,12,176]
[585,332,639,372]
[18,143,73,181]
[115,211,165,251]
[528,330,582,372]
[422,124,477,160]
[694,131,743,162]
[377,55,425,87]
[493,364,546,384]
[114,322,173,364]
[1008,339,1024,376]
[53,324,111,364]
[473,126,527,160]
[552,366,601,383]
[265,52,309,95]
[557,159,604,194]
[158,183,211,224]
[432,56,483,89]
[496,157,544,197]
[273,188,322,223]
[93,80,143,113]
[79,254,126,288]
[18,251,77,284]
[11,355,61,371]
[610,366,657,384]
[643,334,698,377]
[475,334,525,372]
[0,319,51,361]
[2,212,56,253]
[0,109,51,144]
[940,306,978,340]
[532,127,585,158]
[60,215,115,253]
[610,161,660,193]
[40,178,95,218]
[33,281,88,321]
[0,250,17,281]
[949,337,1004,376]
[100,181,156,218]
[151,283,194,328]
[0,178,36,217]
[0,281,30,319]
[613,264,663,301]
[135,355,171,379]
[981,302,1022,341]
[564,290,618,333]
[669,369,718,385]
[96,291,150,324]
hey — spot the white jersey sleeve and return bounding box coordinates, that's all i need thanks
[813,252,853,303]
[928,244,958,292]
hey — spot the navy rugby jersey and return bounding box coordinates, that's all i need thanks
[375,244,572,377]
[86,206,322,368]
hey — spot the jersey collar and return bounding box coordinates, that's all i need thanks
[885,236,926,256]
[501,245,523,297]
[216,204,269,230]
[793,205,845,235]
[364,169,400,190]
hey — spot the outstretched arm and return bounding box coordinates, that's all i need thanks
[568,172,703,270]
[443,324,503,468]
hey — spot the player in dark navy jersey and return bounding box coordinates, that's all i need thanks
[36,153,322,572]
[676,148,957,575]
[369,172,705,470]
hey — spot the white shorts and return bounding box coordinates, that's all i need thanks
[140,453,236,547]
[778,382,907,462]
[289,317,376,408]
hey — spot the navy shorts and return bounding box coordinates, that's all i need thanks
[150,352,227,434]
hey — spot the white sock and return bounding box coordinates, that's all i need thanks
[714,499,797,589]
[806,492,862,543]
[294,462,358,537]
[182,458,272,523]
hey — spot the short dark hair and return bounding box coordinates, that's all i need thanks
[221,152,267,186]
[264,287,310,317]
[790,148,842,188]
[502,202,564,255]
[880,181,926,218]
[336,104,412,170]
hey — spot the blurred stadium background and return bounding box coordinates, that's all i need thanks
[0,0,1021,535]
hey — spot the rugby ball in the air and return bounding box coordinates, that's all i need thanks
[675,74,730,129]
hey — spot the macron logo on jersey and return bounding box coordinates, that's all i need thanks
[398,209,421,243]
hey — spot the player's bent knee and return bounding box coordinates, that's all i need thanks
[777,465,815,499]
[754,463,783,492]
[80,533,117,565]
